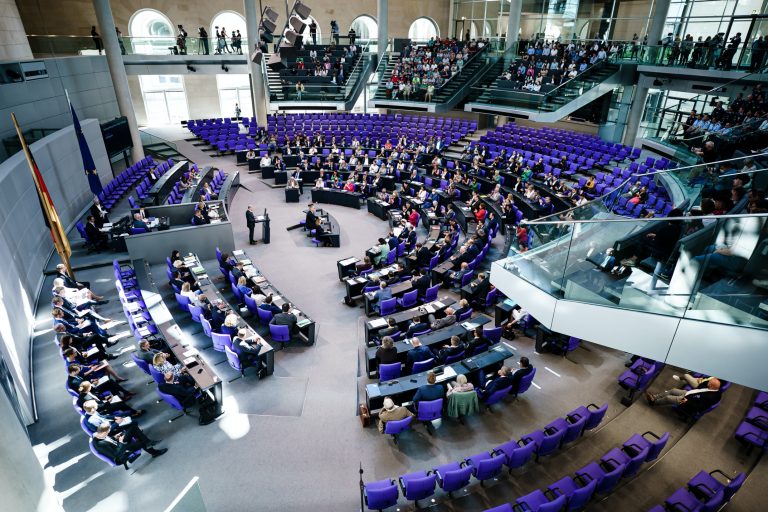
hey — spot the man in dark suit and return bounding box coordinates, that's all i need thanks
[413,371,445,406]
[159,371,198,408]
[192,210,209,226]
[414,242,432,268]
[270,303,298,334]
[387,231,399,250]
[508,357,534,394]
[647,377,722,415]
[84,215,108,250]
[259,295,281,315]
[209,300,228,332]
[132,213,149,231]
[232,329,266,371]
[405,225,417,250]
[405,338,434,373]
[405,315,429,336]
[92,423,166,463]
[231,262,246,283]
[468,272,491,302]
[55,263,90,290]
[411,269,431,297]
[477,366,514,400]
[68,364,134,399]
[305,203,317,229]
[377,317,399,338]
[437,335,465,363]
[465,326,489,355]
[90,197,109,228]
[246,205,257,244]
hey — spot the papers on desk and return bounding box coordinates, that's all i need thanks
[137,326,151,337]
[108,331,132,343]
[233,250,245,257]
[368,317,388,329]
[183,257,197,266]
[191,266,206,275]
[271,295,281,301]
[245,268,258,278]
[339,257,358,266]
[433,301,445,309]
[435,366,457,383]
[116,416,132,426]
[125,301,141,313]
[108,395,122,404]
[96,375,110,387]
[461,321,479,331]
[100,320,125,330]
[183,356,197,366]
[423,304,436,314]
[241,259,252,265]
[183,348,199,358]
[253,275,267,284]
[85,346,99,358]
[297,319,312,328]
[210,219,222,224]
[291,309,301,316]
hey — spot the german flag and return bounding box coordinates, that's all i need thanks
[11,113,72,271]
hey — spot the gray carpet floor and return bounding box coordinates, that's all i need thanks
[26,129,766,512]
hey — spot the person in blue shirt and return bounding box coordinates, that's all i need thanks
[406,337,434,374]
[370,281,392,314]
[259,295,281,315]
[412,371,445,408]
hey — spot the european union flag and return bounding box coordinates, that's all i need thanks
[69,98,104,196]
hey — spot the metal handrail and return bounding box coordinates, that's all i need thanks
[434,43,490,93]
[519,210,768,226]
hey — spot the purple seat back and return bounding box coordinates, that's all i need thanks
[416,398,443,422]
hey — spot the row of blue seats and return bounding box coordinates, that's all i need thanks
[650,469,746,512]
[734,390,768,450]
[484,430,670,512]
[363,403,608,510]
[97,157,162,209]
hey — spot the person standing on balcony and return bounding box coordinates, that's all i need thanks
[331,20,340,45]
[296,81,305,100]
[198,27,209,55]
[309,20,317,45]
[177,25,188,55]
[115,27,126,55]
[91,26,102,55]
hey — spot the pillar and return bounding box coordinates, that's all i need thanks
[377,0,388,62]
[506,0,521,50]
[244,0,267,126]
[92,0,144,162]
[622,85,649,146]
[447,0,455,39]
[0,0,32,60]
[646,0,672,46]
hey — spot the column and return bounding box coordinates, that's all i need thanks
[92,0,144,161]
[0,0,32,60]
[447,0,455,39]
[506,0,521,50]
[622,85,649,146]
[377,0,388,63]
[646,0,672,46]
[244,0,267,126]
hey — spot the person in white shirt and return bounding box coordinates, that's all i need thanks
[260,155,272,167]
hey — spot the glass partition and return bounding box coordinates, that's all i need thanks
[501,212,768,329]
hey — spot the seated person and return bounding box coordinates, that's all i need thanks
[444,261,471,289]
[91,422,167,462]
[477,366,514,400]
[428,307,457,330]
[412,371,445,407]
[180,282,202,307]
[508,357,534,393]
[377,317,399,339]
[502,306,529,338]
[377,397,413,434]
[192,210,210,226]
[373,238,390,266]
[454,298,472,318]
[355,256,374,275]
[369,282,392,314]
[159,371,199,408]
[152,352,194,387]
[467,272,491,301]
[410,269,431,296]
[136,340,160,365]
[231,329,267,373]
[84,215,109,249]
[405,315,429,336]
[314,218,333,247]
[646,377,722,415]
[437,335,465,363]
[67,364,134,400]
[132,213,149,231]
[375,336,398,365]
[259,295,282,315]
[405,337,434,373]
[220,312,240,336]
[270,303,298,335]
[465,326,490,354]
[77,381,142,417]
[447,373,475,395]
[63,347,123,380]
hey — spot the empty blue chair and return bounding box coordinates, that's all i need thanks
[547,477,597,511]
[411,358,435,374]
[397,290,418,309]
[567,403,608,432]
[687,470,745,504]
[465,452,506,486]
[493,440,535,472]
[175,293,191,313]
[417,398,443,433]
[521,428,566,460]
[269,324,291,348]
[575,460,626,494]
[514,490,567,511]
[156,389,189,422]
[379,362,401,382]
[433,461,472,496]
[212,332,231,353]
[601,445,649,478]
[421,284,439,304]
[483,326,502,344]
[188,304,203,323]
[256,307,274,325]
[224,346,245,379]
[622,431,670,462]
[363,479,399,511]
[379,298,397,316]
[398,471,437,507]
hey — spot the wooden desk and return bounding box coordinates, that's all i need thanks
[363,296,456,345]
[183,255,275,375]
[364,313,493,376]
[229,251,316,345]
[365,341,513,413]
[132,259,224,414]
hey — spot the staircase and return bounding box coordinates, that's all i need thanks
[465,61,623,122]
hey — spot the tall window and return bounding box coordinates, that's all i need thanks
[408,17,439,42]
[211,10,248,44]
[350,15,378,41]
[217,75,253,118]
[129,9,175,55]
[139,75,189,125]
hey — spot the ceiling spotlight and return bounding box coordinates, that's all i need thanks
[251,48,263,65]
[267,53,287,71]
[283,29,300,45]
[289,15,307,34]
[293,1,311,19]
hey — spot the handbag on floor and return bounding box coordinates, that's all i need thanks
[359,403,371,428]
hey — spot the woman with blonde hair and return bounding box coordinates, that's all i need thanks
[447,374,474,395]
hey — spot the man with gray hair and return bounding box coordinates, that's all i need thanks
[377,397,413,433]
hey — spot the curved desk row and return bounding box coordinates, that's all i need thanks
[142,160,189,206]
[311,188,362,209]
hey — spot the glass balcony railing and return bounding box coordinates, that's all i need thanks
[26,34,373,58]
[500,211,768,330]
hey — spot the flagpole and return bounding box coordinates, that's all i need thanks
[11,112,75,278]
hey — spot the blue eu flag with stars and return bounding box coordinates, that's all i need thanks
[69,99,104,196]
